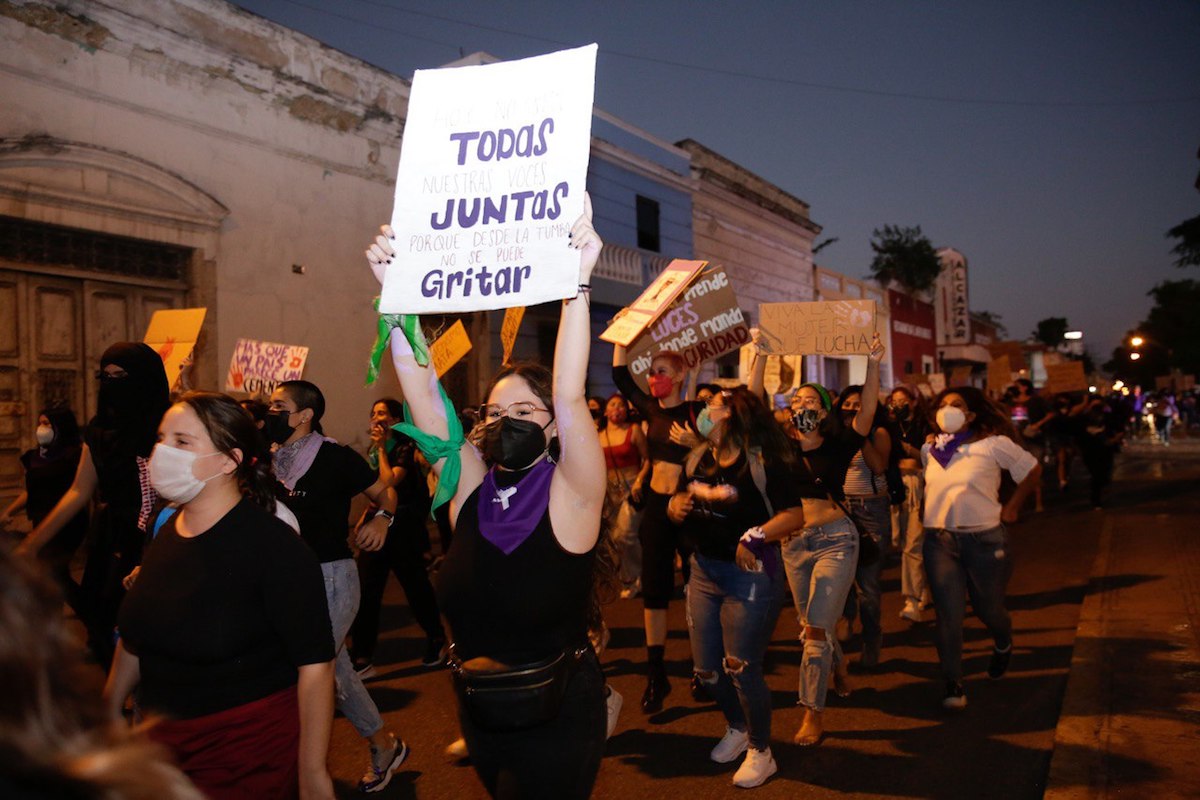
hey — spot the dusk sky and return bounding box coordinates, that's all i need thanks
[233,0,1200,360]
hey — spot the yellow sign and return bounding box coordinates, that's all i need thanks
[758,300,876,356]
[500,306,525,366]
[144,308,207,388]
[430,319,472,377]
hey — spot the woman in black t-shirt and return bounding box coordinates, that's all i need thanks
[366,196,610,799]
[666,387,803,789]
[780,334,886,747]
[107,392,335,800]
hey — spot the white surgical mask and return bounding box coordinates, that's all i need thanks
[149,444,224,503]
[936,406,967,435]
[35,425,55,447]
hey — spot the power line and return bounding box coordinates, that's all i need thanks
[267,0,1200,109]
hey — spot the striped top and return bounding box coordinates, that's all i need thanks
[842,448,884,497]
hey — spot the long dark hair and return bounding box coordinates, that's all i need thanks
[932,386,1017,439]
[715,386,796,466]
[834,385,890,432]
[477,360,618,633]
[179,392,278,512]
[278,380,326,435]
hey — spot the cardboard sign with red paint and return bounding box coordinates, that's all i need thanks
[600,259,708,347]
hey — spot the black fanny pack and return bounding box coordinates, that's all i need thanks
[448,644,587,731]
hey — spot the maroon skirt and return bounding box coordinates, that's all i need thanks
[148,685,301,800]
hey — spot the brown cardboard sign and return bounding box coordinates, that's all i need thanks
[600,259,708,347]
[1042,361,1088,397]
[758,299,876,356]
[987,341,1027,372]
[986,356,1012,398]
[950,365,974,386]
[626,266,750,391]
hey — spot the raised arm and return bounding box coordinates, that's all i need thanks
[746,328,768,398]
[549,194,607,553]
[17,444,98,557]
[367,228,487,523]
[852,333,886,438]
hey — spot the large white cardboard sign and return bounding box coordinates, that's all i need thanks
[380,45,598,314]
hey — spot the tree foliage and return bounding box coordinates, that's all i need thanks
[1103,279,1200,383]
[1166,213,1200,268]
[868,225,941,293]
[1032,317,1069,348]
[972,310,1007,338]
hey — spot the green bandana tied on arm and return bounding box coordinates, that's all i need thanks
[366,297,431,384]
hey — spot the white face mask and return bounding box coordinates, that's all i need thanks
[35,425,55,447]
[149,444,225,504]
[936,406,968,434]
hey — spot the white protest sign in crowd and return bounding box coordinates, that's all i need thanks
[380,45,598,315]
[226,339,310,396]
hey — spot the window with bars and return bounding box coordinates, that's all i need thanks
[0,216,191,282]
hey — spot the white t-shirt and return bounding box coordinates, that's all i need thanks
[921,435,1037,530]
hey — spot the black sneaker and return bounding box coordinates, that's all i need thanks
[988,644,1012,679]
[942,680,967,711]
[359,735,408,793]
[422,638,447,668]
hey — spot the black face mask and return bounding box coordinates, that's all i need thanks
[841,410,857,426]
[263,411,295,445]
[589,408,602,420]
[891,404,911,422]
[98,377,138,419]
[483,417,550,470]
[792,408,822,434]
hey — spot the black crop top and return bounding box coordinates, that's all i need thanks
[434,472,595,664]
[793,427,865,503]
[613,364,704,468]
[680,450,799,561]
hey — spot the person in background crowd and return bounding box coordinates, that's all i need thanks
[1041,393,1078,491]
[588,396,605,430]
[2,407,87,613]
[106,392,335,800]
[0,550,204,800]
[667,386,801,788]
[18,343,170,667]
[886,386,933,623]
[835,385,892,669]
[1069,396,1125,509]
[612,344,706,713]
[922,387,1041,711]
[266,380,407,793]
[780,334,886,746]
[1153,392,1179,446]
[366,195,612,799]
[695,383,720,404]
[349,398,446,677]
[600,393,649,599]
[1007,379,1048,512]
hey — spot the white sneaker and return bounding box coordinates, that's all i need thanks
[710,726,750,763]
[445,737,468,759]
[733,747,777,789]
[605,685,623,739]
[899,599,922,623]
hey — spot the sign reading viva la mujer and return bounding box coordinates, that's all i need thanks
[379,45,598,314]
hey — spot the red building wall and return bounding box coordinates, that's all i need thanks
[889,289,937,379]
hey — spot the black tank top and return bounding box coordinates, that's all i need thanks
[434,475,595,664]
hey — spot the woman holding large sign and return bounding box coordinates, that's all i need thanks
[782,333,886,746]
[365,196,610,799]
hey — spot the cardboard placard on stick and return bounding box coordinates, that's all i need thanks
[1042,361,1088,397]
[987,341,1027,372]
[625,265,750,392]
[758,299,877,356]
[986,356,1012,398]
[225,338,310,396]
[600,259,708,347]
[500,306,525,365]
[380,45,597,314]
[144,308,207,388]
[950,365,974,386]
[430,320,472,377]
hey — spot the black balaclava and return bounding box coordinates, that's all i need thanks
[94,342,170,458]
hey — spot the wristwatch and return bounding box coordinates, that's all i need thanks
[374,509,395,526]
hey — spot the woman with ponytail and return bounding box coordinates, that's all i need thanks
[106,392,336,800]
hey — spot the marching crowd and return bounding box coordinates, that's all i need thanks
[0,200,1185,799]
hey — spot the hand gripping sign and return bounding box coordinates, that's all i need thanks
[379,45,598,315]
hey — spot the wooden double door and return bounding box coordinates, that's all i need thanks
[0,268,184,491]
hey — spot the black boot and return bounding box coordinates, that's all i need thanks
[641,647,670,713]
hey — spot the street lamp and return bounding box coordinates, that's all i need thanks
[1130,335,1145,348]
[1130,352,1142,361]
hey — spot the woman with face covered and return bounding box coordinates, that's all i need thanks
[611,346,706,713]
[18,342,170,666]
[666,387,802,788]
[922,387,1040,711]
[366,197,611,799]
[779,334,886,746]
[2,408,87,612]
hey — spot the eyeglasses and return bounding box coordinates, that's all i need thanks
[479,401,552,422]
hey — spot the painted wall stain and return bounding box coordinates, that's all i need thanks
[0,0,110,52]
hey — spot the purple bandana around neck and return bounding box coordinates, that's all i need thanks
[930,431,972,469]
[477,458,556,555]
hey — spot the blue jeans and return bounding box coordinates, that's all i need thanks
[322,559,384,738]
[843,495,892,649]
[782,517,858,711]
[922,526,1013,682]
[687,553,783,750]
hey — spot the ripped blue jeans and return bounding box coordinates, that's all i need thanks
[687,553,783,750]
[782,517,859,712]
